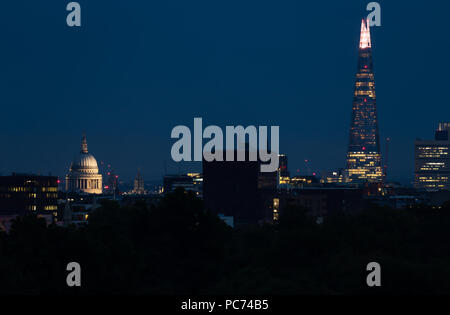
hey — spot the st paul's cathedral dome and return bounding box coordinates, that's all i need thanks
[65,134,103,194]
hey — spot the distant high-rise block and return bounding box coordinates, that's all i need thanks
[415,123,450,191]
[132,170,146,195]
[346,19,383,183]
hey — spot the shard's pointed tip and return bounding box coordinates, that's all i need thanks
[359,18,371,49]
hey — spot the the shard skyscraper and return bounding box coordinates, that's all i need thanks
[346,19,383,182]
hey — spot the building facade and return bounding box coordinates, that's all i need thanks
[346,19,383,183]
[0,174,58,216]
[66,134,103,194]
[415,123,450,191]
[132,170,146,195]
[203,150,277,227]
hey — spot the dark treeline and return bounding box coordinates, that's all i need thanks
[1,189,450,294]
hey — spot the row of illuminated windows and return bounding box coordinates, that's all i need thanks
[348,167,383,174]
[28,193,58,198]
[355,91,375,97]
[7,186,58,192]
[355,82,375,87]
[323,177,346,183]
[417,177,449,182]
[417,147,449,150]
[348,168,382,173]
[417,154,449,158]
[9,187,29,192]
[28,205,58,211]
[1,192,58,199]
[347,153,381,157]
[422,185,446,188]
[42,187,58,192]
[419,161,447,171]
[32,193,58,198]
[348,168,383,174]
[356,73,374,79]
[416,147,449,156]
[417,149,448,152]
[420,167,445,171]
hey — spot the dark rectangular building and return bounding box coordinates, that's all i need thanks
[203,152,277,227]
[0,174,58,216]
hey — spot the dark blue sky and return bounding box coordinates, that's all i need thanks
[0,0,449,184]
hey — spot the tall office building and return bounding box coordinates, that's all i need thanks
[346,19,383,182]
[415,123,450,191]
[203,149,277,227]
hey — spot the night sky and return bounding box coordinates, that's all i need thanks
[1,0,449,184]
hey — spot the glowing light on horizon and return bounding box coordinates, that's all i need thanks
[359,18,371,49]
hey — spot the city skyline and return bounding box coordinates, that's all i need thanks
[1,1,449,184]
[2,1,450,299]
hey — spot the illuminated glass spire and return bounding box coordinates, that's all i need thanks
[359,18,371,49]
[346,19,383,182]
